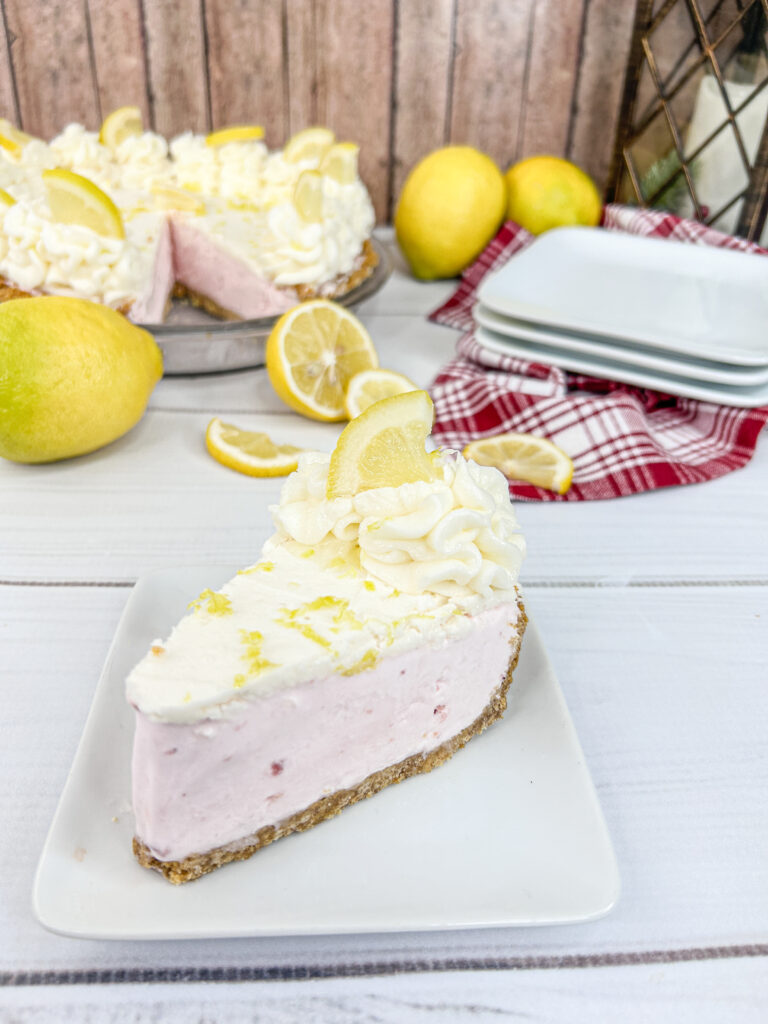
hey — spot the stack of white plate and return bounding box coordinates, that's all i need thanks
[474,227,768,407]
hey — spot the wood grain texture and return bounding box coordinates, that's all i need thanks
[568,0,637,190]
[0,3,20,123]
[310,0,395,222]
[205,0,286,147]
[284,0,318,134]
[86,0,149,124]
[142,0,209,136]
[3,0,99,135]
[518,0,586,159]
[391,0,455,203]
[449,0,535,169]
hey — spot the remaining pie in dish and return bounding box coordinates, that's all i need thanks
[0,117,377,323]
[126,391,527,883]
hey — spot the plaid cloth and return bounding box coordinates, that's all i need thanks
[428,204,768,501]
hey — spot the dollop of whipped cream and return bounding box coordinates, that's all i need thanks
[169,132,267,198]
[0,199,160,306]
[257,178,375,286]
[270,451,525,603]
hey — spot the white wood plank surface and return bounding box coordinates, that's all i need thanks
[1,585,765,977]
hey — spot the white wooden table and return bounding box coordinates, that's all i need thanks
[1,233,766,1022]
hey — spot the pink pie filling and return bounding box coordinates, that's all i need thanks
[132,601,521,863]
[171,219,297,319]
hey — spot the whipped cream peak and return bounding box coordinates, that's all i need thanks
[270,450,525,603]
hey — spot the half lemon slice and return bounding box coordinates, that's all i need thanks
[283,126,335,163]
[99,106,143,149]
[205,418,304,477]
[344,368,417,418]
[43,168,125,239]
[319,142,359,184]
[0,118,34,145]
[206,125,265,147]
[0,188,16,209]
[0,134,22,160]
[293,170,323,221]
[327,389,436,498]
[150,184,206,213]
[266,300,379,422]
[463,432,574,494]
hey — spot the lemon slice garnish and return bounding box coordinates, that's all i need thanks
[99,106,143,149]
[463,432,574,494]
[0,118,34,145]
[327,390,436,498]
[205,418,304,477]
[266,299,379,422]
[283,126,335,163]
[0,188,16,208]
[319,142,359,184]
[42,168,125,239]
[293,170,323,221]
[343,368,417,418]
[0,134,22,160]
[150,184,206,213]
[206,125,265,147]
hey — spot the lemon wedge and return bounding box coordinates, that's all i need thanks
[463,432,574,494]
[43,168,125,239]
[283,126,335,163]
[99,106,143,149]
[327,389,436,498]
[266,299,378,422]
[150,184,206,213]
[0,134,22,160]
[0,188,16,208]
[344,368,417,418]
[319,142,359,184]
[205,418,304,477]
[293,170,323,221]
[206,125,265,147]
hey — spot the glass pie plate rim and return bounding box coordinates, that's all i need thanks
[141,236,391,376]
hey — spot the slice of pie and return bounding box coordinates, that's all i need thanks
[127,393,527,883]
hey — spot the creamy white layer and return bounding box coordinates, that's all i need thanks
[132,599,521,863]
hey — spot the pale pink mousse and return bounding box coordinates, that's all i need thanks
[128,219,174,324]
[132,602,520,863]
[171,219,297,319]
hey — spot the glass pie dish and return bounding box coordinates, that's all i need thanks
[141,237,391,376]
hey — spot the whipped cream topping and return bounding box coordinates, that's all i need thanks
[49,123,117,191]
[169,132,268,200]
[127,450,525,723]
[0,200,166,307]
[273,452,525,599]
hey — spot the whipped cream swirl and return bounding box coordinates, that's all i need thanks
[271,451,525,602]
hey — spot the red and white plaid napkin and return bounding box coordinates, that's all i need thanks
[428,203,768,501]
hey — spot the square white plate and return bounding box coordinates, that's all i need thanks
[34,564,619,940]
[477,226,768,366]
[473,302,768,386]
[474,325,768,407]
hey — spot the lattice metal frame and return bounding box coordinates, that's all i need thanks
[608,0,768,241]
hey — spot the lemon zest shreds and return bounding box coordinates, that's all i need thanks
[240,630,277,677]
[189,588,233,616]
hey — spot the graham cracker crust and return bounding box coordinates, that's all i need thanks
[173,239,379,321]
[133,599,528,884]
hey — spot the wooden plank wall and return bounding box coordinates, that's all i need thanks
[0,0,638,221]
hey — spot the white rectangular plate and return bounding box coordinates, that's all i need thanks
[34,564,619,940]
[474,325,768,407]
[477,227,768,366]
[473,302,768,386]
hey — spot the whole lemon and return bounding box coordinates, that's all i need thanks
[395,146,507,279]
[505,156,602,235]
[0,296,162,463]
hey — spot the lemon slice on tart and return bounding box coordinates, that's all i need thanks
[293,170,324,221]
[206,418,304,477]
[99,105,143,149]
[0,134,22,160]
[284,126,335,163]
[150,184,206,213]
[0,188,16,209]
[206,125,265,147]
[327,389,436,497]
[344,368,417,418]
[266,300,378,422]
[0,118,34,146]
[463,432,574,494]
[319,142,359,184]
[43,169,125,239]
